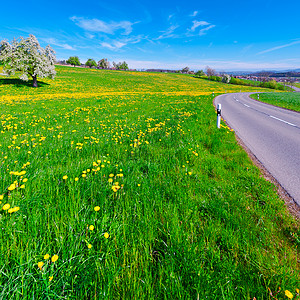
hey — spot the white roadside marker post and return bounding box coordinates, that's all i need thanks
[258,94,259,100]
[217,103,221,129]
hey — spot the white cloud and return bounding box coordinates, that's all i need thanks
[190,11,198,17]
[199,24,216,36]
[70,16,135,35]
[258,40,300,55]
[99,35,144,51]
[156,25,179,40]
[100,41,126,50]
[41,38,76,50]
[190,20,210,32]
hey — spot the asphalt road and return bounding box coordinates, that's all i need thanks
[215,92,300,205]
[289,85,300,92]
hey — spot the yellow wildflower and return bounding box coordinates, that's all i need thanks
[285,290,293,299]
[63,175,68,180]
[89,225,94,231]
[75,177,79,181]
[88,244,92,249]
[38,261,44,270]
[51,255,58,263]
[0,195,3,200]
[104,232,109,239]
[82,174,86,178]
[20,184,25,189]
[8,184,16,191]
[94,206,100,212]
[49,276,53,281]
[2,204,10,210]
[23,178,28,183]
[44,254,50,260]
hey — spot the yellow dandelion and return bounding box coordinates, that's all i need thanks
[23,178,28,183]
[108,178,113,183]
[44,254,50,260]
[285,290,293,299]
[75,177,79,181]
[20,184,25,189]
[8,184,16,191]
[89,225,94,231]
[82,174,87,178]
[49,276,53,281]
[94,206,100,212]
[51,255,58,263]
[2,203,10,210]
[63,175,68,180]
[88,244,92,249]
[109,174,114,178]
[12,206,20,213]
[104,232,109,239]
[0,195,3,200]
[37,261,44,270]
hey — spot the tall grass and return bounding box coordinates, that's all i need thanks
[0,66,299,299]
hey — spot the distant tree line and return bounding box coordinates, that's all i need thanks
[195,66,286,90]
[64,56,129,70]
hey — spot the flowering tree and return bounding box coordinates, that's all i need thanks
[98,58,110,69]
[222,74,231,84]
[0,35,56,87]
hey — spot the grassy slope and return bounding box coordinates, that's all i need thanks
[0,66,299,299]
[251,92,300,112]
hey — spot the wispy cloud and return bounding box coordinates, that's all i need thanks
[199,24,215,36]
[258,40,300,55]
[99,35,145,51]
[100,41,126,50]
[186,20,215,36]
[190,20,210,32]
[70,16,136,35]
[156,25,179,40]
[41,37,76,50]
[190,11,198,17]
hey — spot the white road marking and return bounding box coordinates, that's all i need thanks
[244,104,250,107]
[269,115,297,127]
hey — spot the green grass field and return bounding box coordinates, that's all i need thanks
[251,92,300,112]
[0,66,300,299]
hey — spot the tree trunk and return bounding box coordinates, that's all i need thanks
[32,75,38,88]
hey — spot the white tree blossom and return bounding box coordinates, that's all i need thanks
[222,74,231,84]
[0,35,56,87]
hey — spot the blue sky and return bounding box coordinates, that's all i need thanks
[1,0,300,71]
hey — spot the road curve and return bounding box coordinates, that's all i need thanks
[215,93,300,205]
[288,85,300,92]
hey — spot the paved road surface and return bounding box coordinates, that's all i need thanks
[289,85,300,92]
[215,93,300,205]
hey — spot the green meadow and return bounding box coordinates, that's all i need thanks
[0,66,299,299]
[251,92,300,112]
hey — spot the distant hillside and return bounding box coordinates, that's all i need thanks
[251,70,300,77]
